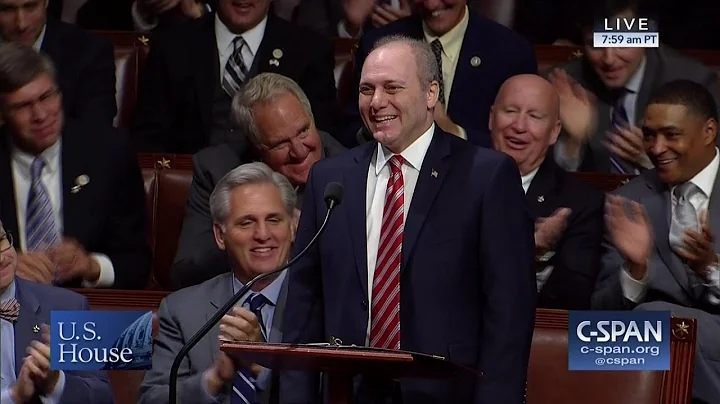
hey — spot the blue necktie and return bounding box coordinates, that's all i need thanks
[609,89,636,174]
[25,157,58,252]
[232,294,270,404]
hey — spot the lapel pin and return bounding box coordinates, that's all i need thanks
[269,59,280,67]
[537,195,545,203]
[470,56,481,67]
[272,49,283,59]
[33,325,39,333]
[71,174,90,194]
[431,169,438,178]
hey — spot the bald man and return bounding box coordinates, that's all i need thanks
[490,74,605,309]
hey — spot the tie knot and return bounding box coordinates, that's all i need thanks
[431,39,443,53]
[232,36,246,51]
[389,155,405,173]
[247,293,269,312]
[0,298,19,322]
[31,157,46,179]
[674,182,700,201]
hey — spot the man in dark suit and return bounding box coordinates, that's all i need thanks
[140,162,295,404]
[549,0,720,174]
[597,80,720,403]
[490,74,604,310]
[342,0,537,148]
[173,73,345,290]
[280,36,536,404]
[0,221,114,404]
[131,0,338,154]
[0,42,150,290]
[0,0,117,127]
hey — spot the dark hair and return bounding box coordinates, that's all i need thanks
[0,42,56,95]
[648,79,719,123]
[576,0,655,31]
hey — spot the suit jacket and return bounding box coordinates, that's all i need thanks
[342,12,537,148]
[138,272,288,404]
[593,167,720,313]
[41,18,117,128]
[527,157,604,310]
[0,123,151,289]
[554,47,720,173]
[11,277,113,404]
[171,131,346,290]
[49,0,134,30]
[131,12,338,154]
[279,127,537,404]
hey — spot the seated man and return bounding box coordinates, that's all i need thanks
[597,79,720,403]
[0,0,117,127]
[0,42,150,290]
[0,220,114,404]
[490,74,604,309]
[172,73,345,290]
[131,0,338,153]
[139,162,295,404]
[550,0,720,174]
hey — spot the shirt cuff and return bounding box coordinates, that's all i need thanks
[337,20,362,38]
[620,264,648,303]
[39,371,66,404]
[131,1,159,32]
[553,139,582,172]
[82,254,115,288]
[201,370,225,403]
[1,388,16,404]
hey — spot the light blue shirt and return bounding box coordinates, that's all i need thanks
[0,280,66,403]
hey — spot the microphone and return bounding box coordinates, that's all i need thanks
[168,182,344,404]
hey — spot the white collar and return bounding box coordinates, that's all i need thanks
[11,139,62,174]
[215,13,268,58]
[375,124,435,174]
[674,147,720,199]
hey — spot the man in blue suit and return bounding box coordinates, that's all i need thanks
[342,0,537,148]
[280,35,537,403]
[0,220,113,404]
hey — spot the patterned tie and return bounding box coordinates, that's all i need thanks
[370,155,404,350]
[0,298,19,322]
[430,39,445,106]
[231,294,269,404]
[609,89,636,174]
[222,36,249,98]
[669,182,700,253]
[26,157,58,252]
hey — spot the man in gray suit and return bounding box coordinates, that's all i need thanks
[172,73,345,290]
[139,162,295,404]
[548,0,720,174]
[595,80,720,404]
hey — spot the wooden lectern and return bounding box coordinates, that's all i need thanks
[221,341,480,404]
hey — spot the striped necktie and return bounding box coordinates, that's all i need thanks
[430,39,445,106]
[26,157,58,252]
[231,294,270,404]
[0,298,19,322]
[222,36,249,98]
[609,88,636,174]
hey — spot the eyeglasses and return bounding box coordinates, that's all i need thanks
[0,232,14,253]
[6,88,61,116]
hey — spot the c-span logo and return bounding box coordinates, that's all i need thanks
[50,311,153,371]
[568,311,671,371]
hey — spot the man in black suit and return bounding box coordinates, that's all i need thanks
[549,0,720,174]
[173,73,345,290]
[343,0,537,148]
[0,0,117,127]
[131,0,338,154]
[0,42,150,290]
[490,74,604,309]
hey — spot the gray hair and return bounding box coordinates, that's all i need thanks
[0,42,56,96]
[230,72,314,146]
[370,35,439,91]
[209,162,297,225]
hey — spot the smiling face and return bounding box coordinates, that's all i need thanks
[489,75,561,175]
[642,103,717,185]
[0,0,47,46]
[412,0,466,36]
[217,0,270,33]
[359,41,438,153]
[212,182,294,285]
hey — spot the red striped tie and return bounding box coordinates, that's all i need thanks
[370,155,404,350]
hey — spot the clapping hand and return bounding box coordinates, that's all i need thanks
[676,210,717,277]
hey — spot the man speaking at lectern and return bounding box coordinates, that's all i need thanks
[280,35,537,404]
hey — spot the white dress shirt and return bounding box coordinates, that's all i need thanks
[10,141,115,288]
[32,25,46,51]
[621,148,720,302]
[215,13,267,80]
[364,124,435,341]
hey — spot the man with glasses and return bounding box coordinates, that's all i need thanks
[0,42,150,290]
[0,221,114,403]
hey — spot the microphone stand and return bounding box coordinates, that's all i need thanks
[168,199,339,404]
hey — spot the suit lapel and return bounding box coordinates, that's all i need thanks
[0,136,19,245]
[268,276,288,343]
[208,274,235,363]
[525,158,559,219]
[192,14,220,138]
[635,50,661,118]
[643,176,693,296]
[14,279,42,377]
[401,129,451,272]
[250,15,276,77]
[344,144,375,300]
[707,163,720,254]
[59,133,90,239]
